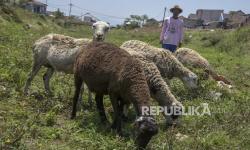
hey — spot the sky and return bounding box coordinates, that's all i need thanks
[39,0,250,25]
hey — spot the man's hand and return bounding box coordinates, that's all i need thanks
[178,42,182,48]
[160,40,163,44]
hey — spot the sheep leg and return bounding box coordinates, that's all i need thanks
[77,84,93,110]
[77,84,84,111]
[95,93,108,123]
[110,95,123,135]
[87,89,93,107]
[23,62,42,95]
[122,105,129,121]
[71,75,83,119]
[43,67,54,96]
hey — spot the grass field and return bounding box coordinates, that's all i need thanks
[0,6,250,150]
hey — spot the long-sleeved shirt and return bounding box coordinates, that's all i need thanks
[160,17,184,46]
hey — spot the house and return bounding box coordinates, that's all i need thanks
[228,10,249,27]
[188,13,198,20]
[221,10,250,28]
[22,0,47,14]
[196,9,224,23]
[82,13,99,24]
[183,18,200,28]
[244,15,250,26]
[185,9,225,29]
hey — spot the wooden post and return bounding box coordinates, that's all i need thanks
[162,7,167,27]
[69,0,73,17]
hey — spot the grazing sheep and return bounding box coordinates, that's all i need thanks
[175,47,232,85]
[95,49,183,126]
[23,21,110,104]
[123,49,183,125]
[121,40,198,89]
[73,42,158,149]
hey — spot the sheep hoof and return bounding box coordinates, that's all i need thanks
[110,123,117,130]
[45,91,54,97]
[23,89,29,96]
[117,132,126,137]
[48,92,53,96]
[101,120,110,127]
[100,116,109,123]
[70,114,76,120]
[165,118,181,128]
[23,91,29,96]
[122,114,129,122]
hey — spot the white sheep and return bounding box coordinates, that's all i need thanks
[121,40,198,89]
[175,47,232,85]
[23,21,110,105]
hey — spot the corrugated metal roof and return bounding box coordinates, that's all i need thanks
[26,0,47,6]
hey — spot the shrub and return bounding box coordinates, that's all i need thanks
[201,32,222,47]
[0,6,22,23]
[37,21,43,26]
[45,111,56,126]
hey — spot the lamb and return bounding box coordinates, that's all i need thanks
[23,21,110,105]
[175,47,231,85]
[73,42,158,149]
[120,40,198,89]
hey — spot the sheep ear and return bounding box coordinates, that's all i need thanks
[92,23,96,29]
[106,22,111,31]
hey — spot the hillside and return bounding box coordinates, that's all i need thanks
[0,6,250,149]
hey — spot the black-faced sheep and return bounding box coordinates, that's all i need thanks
[73,42,158,149]
[120,40,198,89]
[175,47,232,85]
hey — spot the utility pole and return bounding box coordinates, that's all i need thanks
[81,12,83,21]
[162,7,167,27]
[69,0,73,17]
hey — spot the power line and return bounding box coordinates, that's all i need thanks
[72,5,126,20]
[47,6,68,12]
[45,1,162,21]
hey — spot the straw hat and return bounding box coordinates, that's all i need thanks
[170,5,183,13]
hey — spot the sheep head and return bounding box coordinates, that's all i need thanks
[134,116,158,149]
[182,72,198,89]
[92,21,110,42]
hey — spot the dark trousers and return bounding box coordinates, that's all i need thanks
[162,44,177,53]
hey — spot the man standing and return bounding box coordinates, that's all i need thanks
[160,5,184,53]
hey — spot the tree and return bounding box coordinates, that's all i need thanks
[141,14,149,25]
[145,18,158,26]
[54,8,64,19]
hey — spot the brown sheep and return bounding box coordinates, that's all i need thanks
[73,42,158,149]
